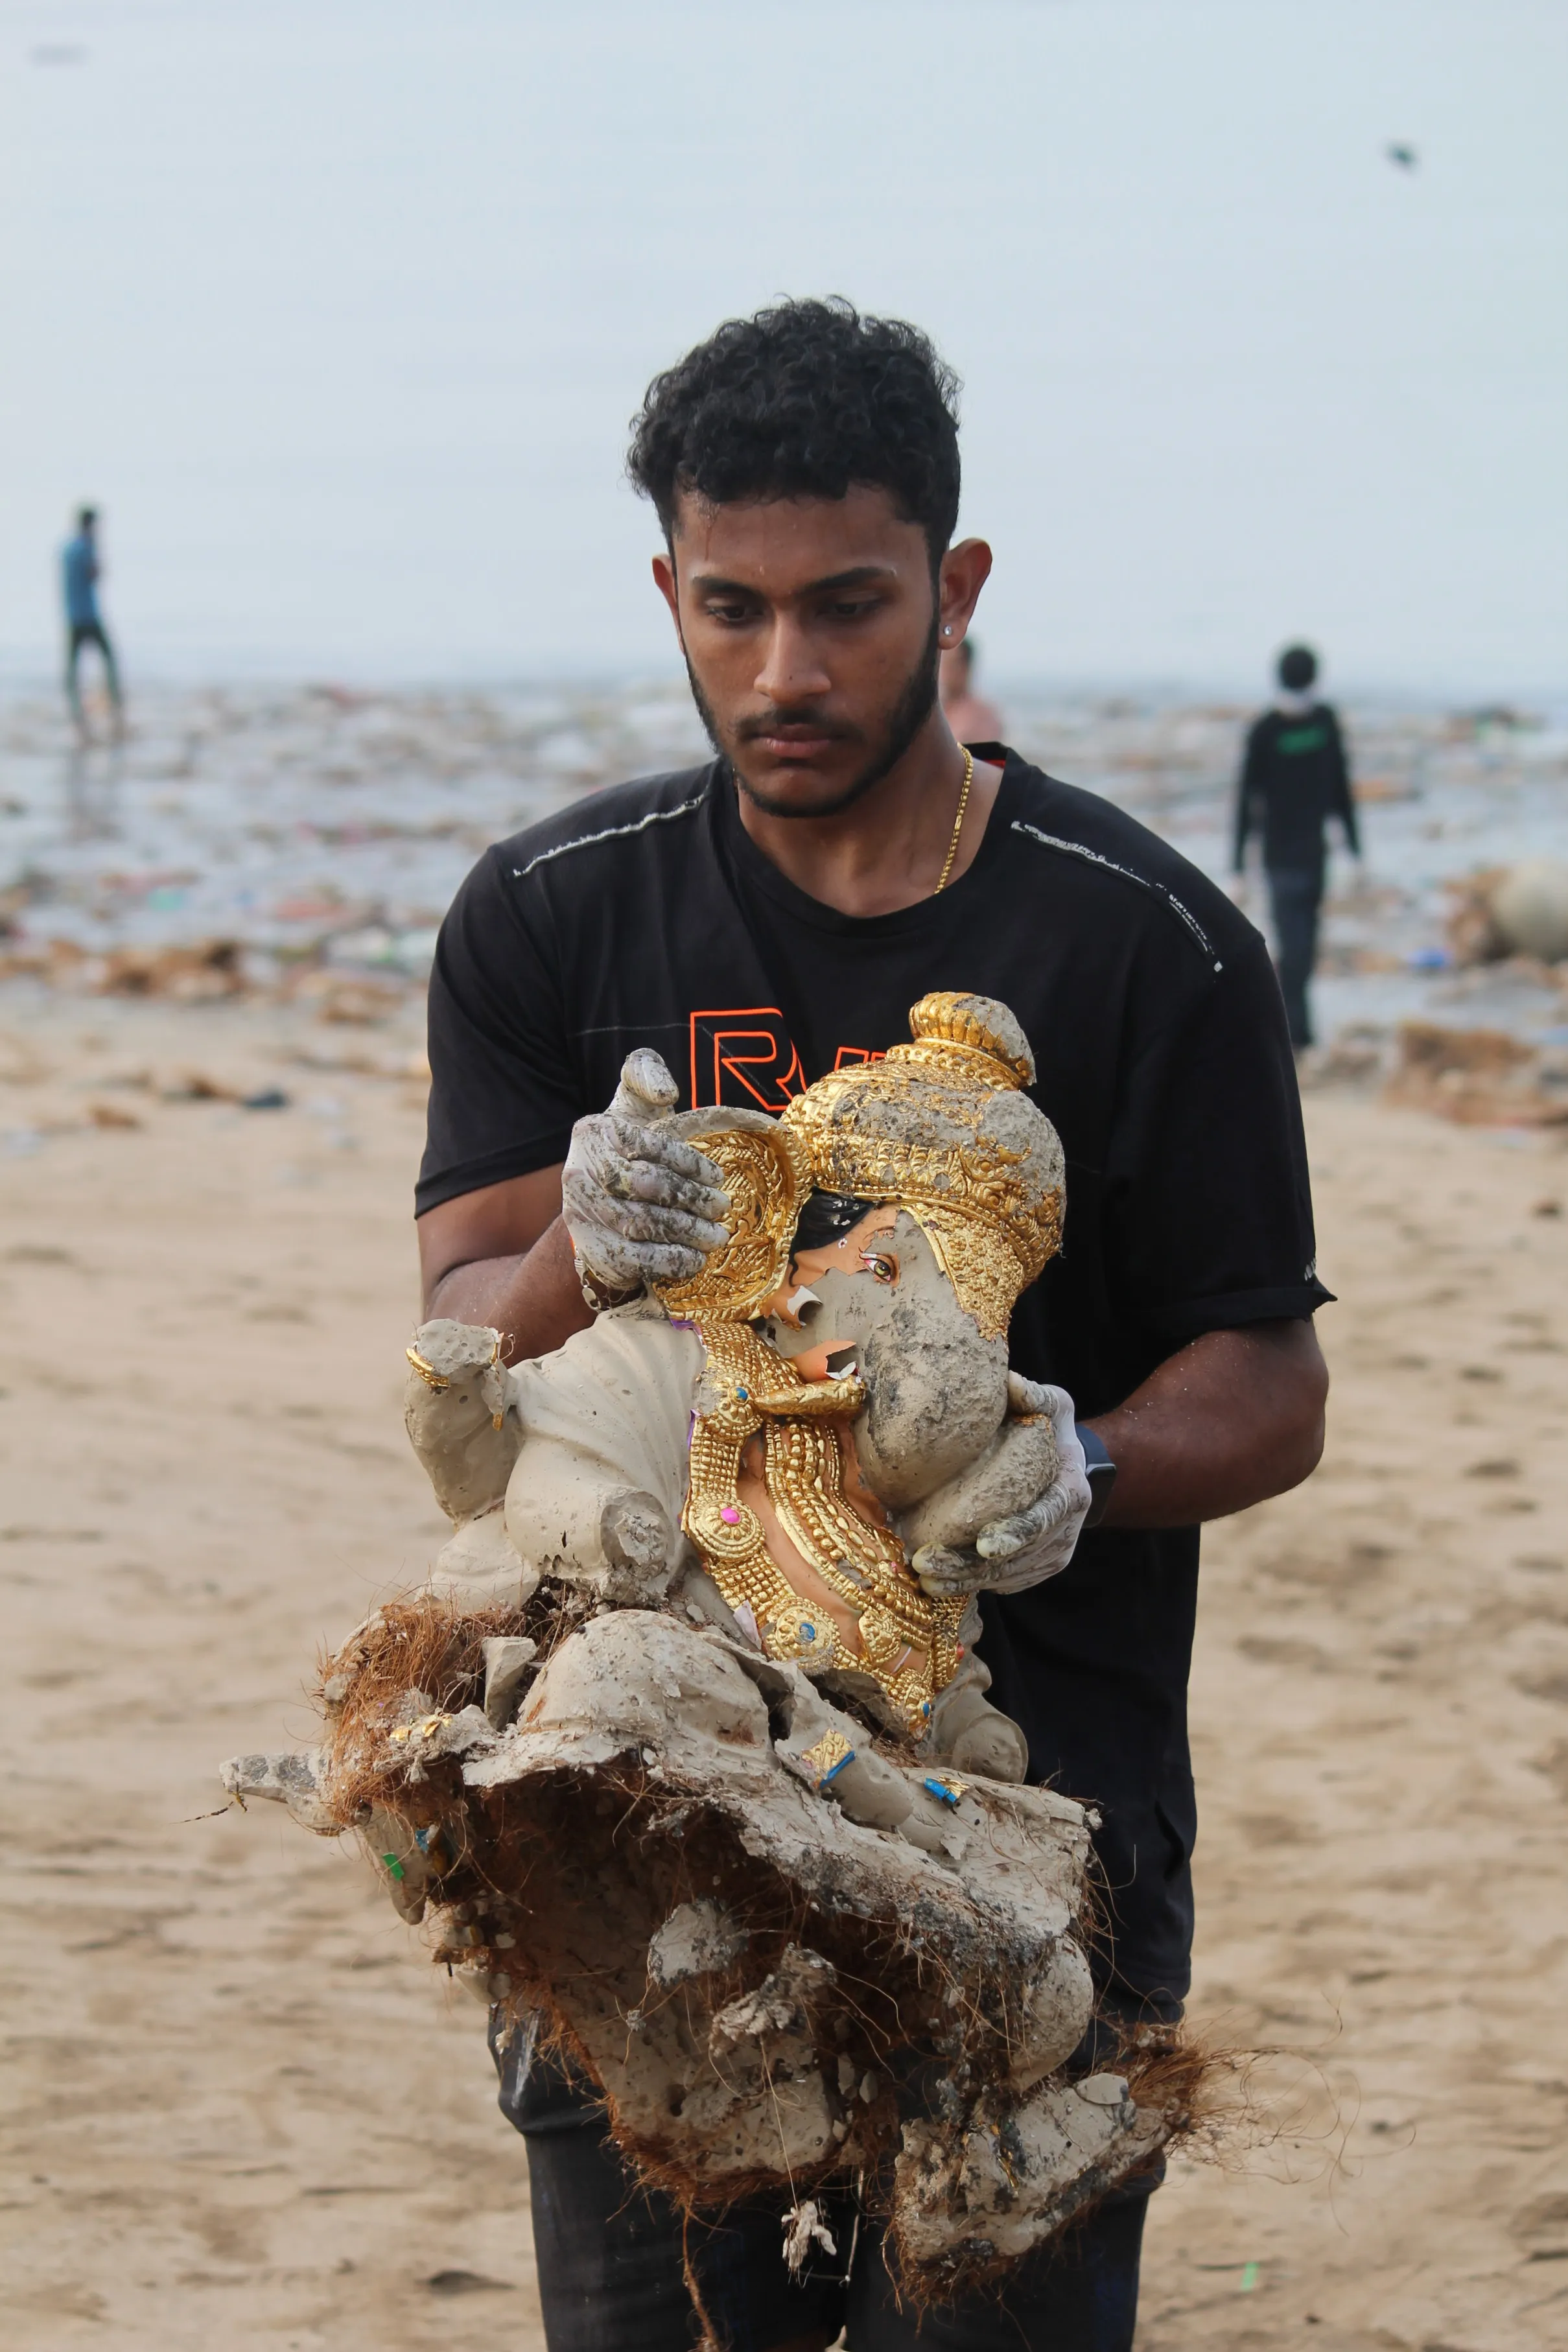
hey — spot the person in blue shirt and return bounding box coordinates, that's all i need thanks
[61,507,123,739]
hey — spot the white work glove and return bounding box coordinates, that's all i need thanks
[561,1049,731,1299]
[912,1377,1094,1599]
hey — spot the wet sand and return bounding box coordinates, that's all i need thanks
[1,996,1565,2351]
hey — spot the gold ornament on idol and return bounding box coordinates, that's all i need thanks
[780,993,1064,1341]
[931,749,974,895]
[681,1318,965,1735]
[655,992,1066,1734]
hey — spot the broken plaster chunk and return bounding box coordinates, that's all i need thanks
[482,1634,537,1728]
[428,1505,539,1612]
[515,1610,771,1756]
[708,1946,837,2054]
[397,1704,497,1760]
[1008,1938,1095,2091]
[648,1898,747,1990]
[1073,2072,1132,2110]
[814,1746,913,1835]
[220,1748,336,1833]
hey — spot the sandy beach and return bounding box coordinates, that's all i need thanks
[0,988,1563,2351]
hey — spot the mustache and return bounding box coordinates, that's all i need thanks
[733,706,860,744]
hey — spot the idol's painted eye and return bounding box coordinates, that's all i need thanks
[861,1250,898,1286]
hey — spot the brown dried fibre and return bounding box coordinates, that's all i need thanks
[315,1582,589,1824]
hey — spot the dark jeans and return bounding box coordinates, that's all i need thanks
[65,620,122,723]
[492,2019,1153,2352]
[1267,863,1324,1048]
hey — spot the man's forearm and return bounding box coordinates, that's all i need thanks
[423,1216,592,1364]
[1084,1319,1327,1530]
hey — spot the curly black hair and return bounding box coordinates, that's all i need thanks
[627,298,962,563]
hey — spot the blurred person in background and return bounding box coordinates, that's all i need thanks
[1234,642,1359,1050]
[61,506,124,742]
[939,630,1003,743]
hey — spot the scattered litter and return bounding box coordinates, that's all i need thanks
[1385,1022,1568,1127]
[3,684,1565,1072]
[241,1088,290,1112]
[294,1044,430,1081]
[88,1101,141,1129]
[1296,1025,1389,1090]
[423,2270,515,2296]
[1447,859,1568,967]
[0,937,248,1000]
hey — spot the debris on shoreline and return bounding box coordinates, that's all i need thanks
[3,683,1565,1070]
[1386,1020,1568,1127]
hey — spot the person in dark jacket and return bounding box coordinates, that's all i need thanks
[1234,642,1359,1049]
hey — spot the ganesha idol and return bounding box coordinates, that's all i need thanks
[224,994,1180,2289]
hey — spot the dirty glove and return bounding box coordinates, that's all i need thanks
[912,1376,1093,1599]
[561,1048,731,1300]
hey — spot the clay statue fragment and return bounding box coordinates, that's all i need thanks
[223,993,1191,2294]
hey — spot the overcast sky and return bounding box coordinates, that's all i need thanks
[3,0,1564,695]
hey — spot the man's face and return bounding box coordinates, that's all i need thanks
[653,486,942,819]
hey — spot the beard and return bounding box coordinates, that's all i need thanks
[686,606,942,821]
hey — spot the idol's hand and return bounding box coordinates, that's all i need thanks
[561,1049,731,1297]
[911,1376,1092,1598]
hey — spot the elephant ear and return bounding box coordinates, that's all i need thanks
[653,1120,812,1323]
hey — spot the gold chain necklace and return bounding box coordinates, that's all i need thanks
[931,748,975,895]
[683,1321,965,1735]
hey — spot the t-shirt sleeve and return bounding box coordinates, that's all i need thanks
[416,849,585,1214]
[1101,920,1332,1341]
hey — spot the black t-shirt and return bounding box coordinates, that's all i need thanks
[420,749,1329,2013]
[1234,701,1360,874]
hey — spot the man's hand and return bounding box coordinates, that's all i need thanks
[911,1378,1094,1599]
[561,1049,731,1295]
[909,1322,1329,1590]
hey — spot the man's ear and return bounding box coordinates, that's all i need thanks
[651,550,683,642]
[937,537,994,650]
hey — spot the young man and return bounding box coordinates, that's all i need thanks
[417,300,1329,2352]
[60,506,124,740]
[1234,642,1360,1050]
